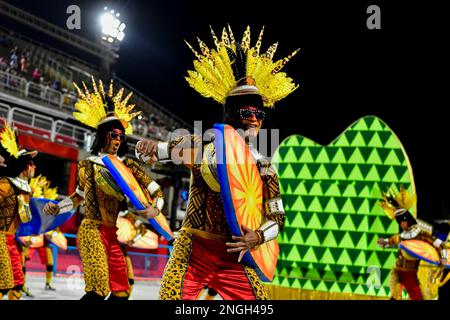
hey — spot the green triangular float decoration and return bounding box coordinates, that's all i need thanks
[271,116,416,298]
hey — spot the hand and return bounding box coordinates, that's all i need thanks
[44,202,60,215]
[136,139,159,164]
[0,155,6,167]
[377,238,388,248]
[136,204,159,220]
[226,225,260,263]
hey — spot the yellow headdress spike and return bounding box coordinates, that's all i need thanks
[0,118,19,159]
[185,25,300,107]
[30,174,44,198]
[379,186,417,220]
[73,78,141,134]
[30,175,58,200]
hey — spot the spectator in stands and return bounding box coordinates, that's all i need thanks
[32,68,42,83]
[0,57,7,71]
[9,51,18,72]
[51,79,61,92]
[20,55,28,75]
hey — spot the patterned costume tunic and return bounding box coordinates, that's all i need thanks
[71,156,164,297]
[0,177,30,292]
[158,135,285,300]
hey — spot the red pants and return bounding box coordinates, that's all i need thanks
[101,225,129,292]
[77,221,129,295]
[181,235,256,300]
[7,234,24,287]
[396,269,423,300]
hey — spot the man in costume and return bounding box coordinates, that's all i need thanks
[135,25,299,300]
[44,79,165,300]
[378,188,448,300]
[0,119,37,300]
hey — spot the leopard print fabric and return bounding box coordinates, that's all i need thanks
[0,232,14,290]
[77,219,110,297]
[0,178,18,232]
[243,265,269,300]
[158,229,193,300]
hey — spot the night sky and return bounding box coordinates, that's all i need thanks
[2,0,449,221]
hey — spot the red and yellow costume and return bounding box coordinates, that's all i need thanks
[0,120,37,300]
[49,79,165,299]
[136,26,299,300]
[379,189,448,300]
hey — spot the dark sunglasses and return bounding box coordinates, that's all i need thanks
[108,131,126,142]
[238,108,266,121]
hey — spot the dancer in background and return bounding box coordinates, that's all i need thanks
[44,79,164,300]
[378,188,448,300]
[0,119,37,300]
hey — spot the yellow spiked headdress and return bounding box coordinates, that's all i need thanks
[185,25,300,108]
[73,77,141,134]
[0,118,37,160]
[30,175,58,200]
[379,186,417,220]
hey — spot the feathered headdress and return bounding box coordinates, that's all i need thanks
[379,186,417,220]
[0,118,37,160]
[0,118,19,158]
[73,77,141,134]
[185,25,300,108]
[30,175,58,200]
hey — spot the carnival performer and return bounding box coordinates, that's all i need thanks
[44,79,165,300]
[377,188,448,300]
[18,175,67,296]
[0,119,37,300]
[135,25,299,300]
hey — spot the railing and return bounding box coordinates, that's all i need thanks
[0,103,92,150]
[0,101,10,117]
[52,120,93,149]
[0,69,27,96]
[0,101,153,158]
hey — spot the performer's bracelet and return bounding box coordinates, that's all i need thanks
[257,220,279,243]
[255,230,265,245]
[58,197,74,214]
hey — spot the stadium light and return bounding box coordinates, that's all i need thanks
[99,7,126,44]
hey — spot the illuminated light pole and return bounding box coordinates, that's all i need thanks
[98,6,126,77]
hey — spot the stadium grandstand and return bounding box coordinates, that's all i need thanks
[0,0,192,299]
